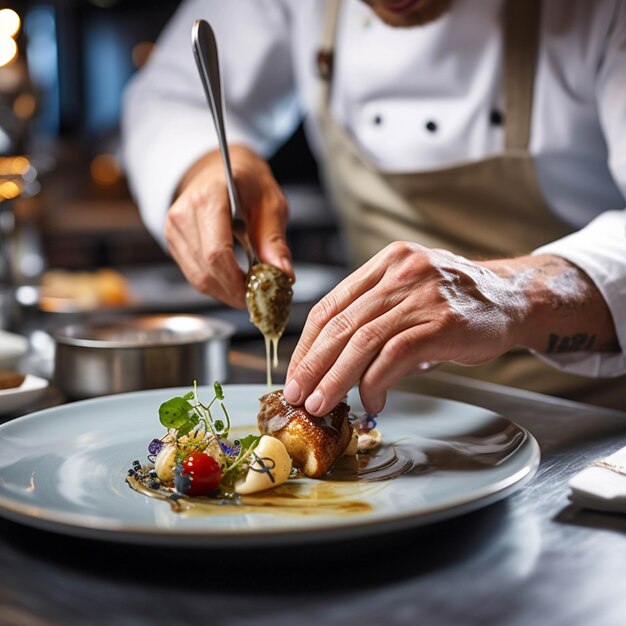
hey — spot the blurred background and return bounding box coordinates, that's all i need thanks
[0,0,346,345]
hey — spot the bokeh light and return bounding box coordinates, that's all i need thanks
[0,36,17,67]
[0,9,20,38]
[131,41,154,69]
[0,156,31,176]
[11,156,31,174]
[0,179,21,200]
[90,154,122,186]
[13,93,36,120]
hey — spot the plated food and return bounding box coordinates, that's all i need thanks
[126,377,535,522]
[127,381,383,508]
[258,389,353,478]
[0,385,539,546]
[39,268,131,312]
[0,370,25,390]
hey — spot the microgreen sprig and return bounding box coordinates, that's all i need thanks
[158,381,243,476]
[158,380,231,439]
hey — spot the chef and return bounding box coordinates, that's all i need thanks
[122,0,626,413]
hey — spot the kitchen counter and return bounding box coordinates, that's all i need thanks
[1,339,626,626]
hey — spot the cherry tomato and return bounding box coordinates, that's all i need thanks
[175,453,222,496]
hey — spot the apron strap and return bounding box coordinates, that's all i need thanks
[317,0,342,112]
[504,0,541,151]
[318,0,341,79]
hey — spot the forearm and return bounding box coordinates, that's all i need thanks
[482,254,620,355]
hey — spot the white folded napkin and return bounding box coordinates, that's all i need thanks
[569,444,626,513]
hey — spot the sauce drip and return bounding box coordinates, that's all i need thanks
[245,263,292,387]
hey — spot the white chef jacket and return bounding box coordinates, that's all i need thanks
[121,0,626,378]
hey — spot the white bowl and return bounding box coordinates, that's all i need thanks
[0,374,49,414]
[0,330,28,369]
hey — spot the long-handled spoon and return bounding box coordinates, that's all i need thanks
[192,20,292,384]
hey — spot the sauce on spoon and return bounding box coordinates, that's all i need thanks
[245,263,293,386]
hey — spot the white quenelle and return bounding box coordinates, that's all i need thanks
[235,435,292,495]
[357,428,383,452]
[154,444,177,482]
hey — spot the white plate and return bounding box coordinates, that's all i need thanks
[0,385,539,547]
[0,374,49,414]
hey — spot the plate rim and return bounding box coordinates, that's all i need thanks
[0,384,541,547]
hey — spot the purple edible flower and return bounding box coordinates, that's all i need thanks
[349,412,378,433]
[219,440,241,457]
[148,438,164,455]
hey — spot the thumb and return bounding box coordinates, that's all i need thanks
[251,194,294,282]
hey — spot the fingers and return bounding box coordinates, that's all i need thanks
[285,279,422,415]
[232,147,294,281]
[358,325,442,414]
[282,241,532,419]
[286,254,389,382]
[305,307,421,416]
[165,146,296,309]
[247,184,294,281]
[166,187,246,308]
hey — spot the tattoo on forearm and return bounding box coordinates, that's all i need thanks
[546,333,596,353]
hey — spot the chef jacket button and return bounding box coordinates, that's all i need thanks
[373,114,383,125]
[425,120,437,132]
[490,110,504,126]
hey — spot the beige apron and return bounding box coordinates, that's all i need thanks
[315,0,626,410]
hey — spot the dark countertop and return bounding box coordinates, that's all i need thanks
[1,340,626,626]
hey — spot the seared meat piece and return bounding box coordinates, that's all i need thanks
[257,390,353,478]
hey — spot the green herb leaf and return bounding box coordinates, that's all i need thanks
[237,434,261,452]
[158,397,198,436]
[182,391,195,401]
[214,419,224,432]
[213,380,224,401]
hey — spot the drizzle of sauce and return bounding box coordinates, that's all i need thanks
[127,474,378,517]
[245,263,292,387]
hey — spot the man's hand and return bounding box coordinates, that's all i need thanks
[284,242,618,416]
[165,145,293,308]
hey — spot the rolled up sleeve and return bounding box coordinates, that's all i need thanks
[532,3,626,377]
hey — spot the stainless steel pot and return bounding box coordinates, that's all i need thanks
[52,314,235,399]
